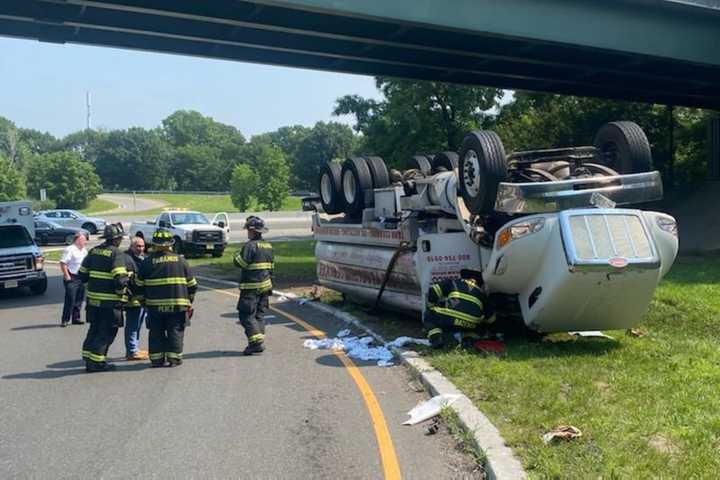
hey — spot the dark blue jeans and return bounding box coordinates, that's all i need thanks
[124,307,145,356]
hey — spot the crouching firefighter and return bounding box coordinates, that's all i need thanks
[135,229,197,367]
[79,224,129,372]
[233,216,273,355]
[423,269,495,349]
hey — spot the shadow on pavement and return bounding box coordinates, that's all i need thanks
[11,324,63,331]
[314,353,378,369]
[3,362,152,380]
[184,350,245,359]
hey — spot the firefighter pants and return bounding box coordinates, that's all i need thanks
[82,307,122,366]
[237,290,270,345]
[147,310,186,365]
[423,309,483,349]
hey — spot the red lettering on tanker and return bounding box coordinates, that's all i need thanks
[315,225,405,241]
[318,261,418,293]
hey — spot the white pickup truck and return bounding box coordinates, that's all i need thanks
[0,201,47,295]
[129,210,230,257]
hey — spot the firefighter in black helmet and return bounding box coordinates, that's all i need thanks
[234,216,274,355]
[424,269,495,349]
[134,229,197,367]
[78,223,129,372]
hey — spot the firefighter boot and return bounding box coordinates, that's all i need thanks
[243,342,265,356]
[86,362,117,373]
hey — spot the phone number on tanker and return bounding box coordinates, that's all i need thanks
[426,254,472,263]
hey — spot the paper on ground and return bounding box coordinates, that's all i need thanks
[303,334,428,367]
[403,394,462,425]
[568,331,615,340]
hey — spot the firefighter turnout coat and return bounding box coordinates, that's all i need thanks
[134,251,197,315]
[233,240,274,293]
[78,243,129,308]
[426,278,492,329]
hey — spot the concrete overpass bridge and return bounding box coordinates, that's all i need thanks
[0,0,719,109]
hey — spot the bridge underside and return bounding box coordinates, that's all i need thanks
[1,0,719,109]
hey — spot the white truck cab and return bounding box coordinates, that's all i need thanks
[0,201,47,295]
[312,121,679,333]
[129,209,229,257]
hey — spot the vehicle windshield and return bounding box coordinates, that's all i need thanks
[171,212,209,225]
[0,225,34,248]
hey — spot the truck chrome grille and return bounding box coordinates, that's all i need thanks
[193,231,222,243]
[561,210,657,266]
[0,255,33,277]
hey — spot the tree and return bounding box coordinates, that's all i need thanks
[94,128,174,190]
[230,163,258,211]
[61,129,108,164]
[26,151,102,209]
[291,122,356,190]
[255,146,291,210]
[335,78,502,167]
[18,129,60,155]
[0,155,26,202]
[172,144,226,191]
[162,110,245,148]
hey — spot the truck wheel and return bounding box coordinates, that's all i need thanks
[431,151,459,173]
[364,156,390,189]
[341,157,373,215]
[318,162,344,214]
[407,155,432,175]
[30,277,47,295]
[593,121,652,173]
[82,223,97,235]
[458,131,508,215]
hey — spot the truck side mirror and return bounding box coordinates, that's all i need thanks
[159,220,169,228]
[216,221,225,228]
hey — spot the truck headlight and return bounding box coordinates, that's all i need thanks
[656,216,678,237]
[186,232,194,241]
[35,255,44,271]
[497,218,545,249]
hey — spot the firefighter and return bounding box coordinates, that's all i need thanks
[423,269,495,349]
[234,216,273,355]
[135,229,197,368]
[78,223,129,372]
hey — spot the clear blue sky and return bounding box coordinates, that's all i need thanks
[0,36,382,138]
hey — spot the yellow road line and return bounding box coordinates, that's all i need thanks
[201,285,402,480]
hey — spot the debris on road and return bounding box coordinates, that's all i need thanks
[568,331,615,340]
[425,418,440,435]
[626,328,645,338]
[403,394,462,426]
[542,425,583,444]
[302,334,429,367]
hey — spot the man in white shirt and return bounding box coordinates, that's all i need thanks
[60,232,88,327]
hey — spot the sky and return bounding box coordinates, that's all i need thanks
[0,36,383,138]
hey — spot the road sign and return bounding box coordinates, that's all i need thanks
[40,189,46,201]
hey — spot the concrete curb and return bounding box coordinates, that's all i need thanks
[194,275,526,480]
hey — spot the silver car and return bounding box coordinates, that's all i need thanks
[36,209,107,235]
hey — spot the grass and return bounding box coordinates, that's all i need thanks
[428,257,720,479]
[80,198,118,214]
[135,193,301,215]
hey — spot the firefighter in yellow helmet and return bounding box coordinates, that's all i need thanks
[424,269,495,349]
[78,223,129,372]
[234,216,274,355]
[134,229,197,367]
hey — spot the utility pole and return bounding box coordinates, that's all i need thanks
[86,91,92,130]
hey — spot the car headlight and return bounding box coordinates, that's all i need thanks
[496,217,546,249]
[656,216,678,237]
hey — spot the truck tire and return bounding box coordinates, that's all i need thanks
[364,156,390,189]
[593,121,652,173]
[458,131,508,215]
[431,151,459,173]
[30,277,47,295]
[341,157,373,215]
[407,155,432,175]
[82,223,97,235]
[318,162,344,214]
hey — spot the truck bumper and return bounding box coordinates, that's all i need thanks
[0,271,47,290]
[184,242,226,254]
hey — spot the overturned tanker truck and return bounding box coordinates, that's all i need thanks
[312,122,678,333]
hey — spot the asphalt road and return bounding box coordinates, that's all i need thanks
[96,194,168,215]
[0,268,476,479]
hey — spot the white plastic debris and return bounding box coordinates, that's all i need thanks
[298,298,309,305]
[385,336,431,349]
[568,331,615,340]
[403,394,462,426]
[377,360,394,367]
[302,334,428,367]
[263,315,277,319]
[336,329,352,338]
[276,295,288,302]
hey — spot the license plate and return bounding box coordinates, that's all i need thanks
[3,280,18,289]
[206,244,214,250]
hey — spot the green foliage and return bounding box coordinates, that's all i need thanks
[230,163,258,211]
[335,78,502,167]
[61,129,108,164]
[32,199,56,211]
[162,110,245,148]
[0,155,27,201]
[255,145,291,210]
[27,151,101,209]
[292,122,355,190]
[95,128,174,191]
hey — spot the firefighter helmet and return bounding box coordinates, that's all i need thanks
[99,223,125,240]
[152,229,175,246]
[243,216,268,233]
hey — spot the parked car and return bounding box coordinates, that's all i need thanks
[129,209,229,257]
[34,220,89,246]
[35,209,106,235]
